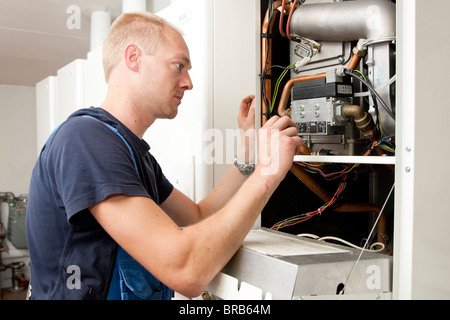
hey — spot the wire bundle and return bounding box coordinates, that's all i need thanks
[270,181,347,231]
[272,135,396,232]
[270,64,295,113]
[262,0,304,120]
[261,0,276,118]
[297,234,386,253]
[345,69,396,121]
[295,162,360,181]
[364,138,396,156]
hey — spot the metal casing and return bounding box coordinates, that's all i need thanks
[208,229,392,300]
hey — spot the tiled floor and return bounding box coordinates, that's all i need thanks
[1,287,27,300]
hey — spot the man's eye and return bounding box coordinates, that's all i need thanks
[176,63,184,71]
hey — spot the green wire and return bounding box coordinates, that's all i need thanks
[354,69,367,82]
[270,63,296,113]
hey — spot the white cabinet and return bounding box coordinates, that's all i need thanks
[56,59,86,126]
[35,59,87,156]
[85,46,107,109]
[36,76,57,155]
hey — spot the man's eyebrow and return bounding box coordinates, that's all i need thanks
[184,57,192,70]
[175,56,192,69]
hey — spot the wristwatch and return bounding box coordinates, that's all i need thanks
[234,156,256,176]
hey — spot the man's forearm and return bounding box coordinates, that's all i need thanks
[174,166,278,297]
[197,163,250,221]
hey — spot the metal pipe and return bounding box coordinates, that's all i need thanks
[342,104,377,140]
[290,163,331,203]
[290,0,396,42]
[277,73,327,117]
[336,203,388,244]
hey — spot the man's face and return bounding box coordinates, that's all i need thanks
[138,28,193,120]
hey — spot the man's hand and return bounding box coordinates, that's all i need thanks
[257,115,302,186]
[237,95,256,164]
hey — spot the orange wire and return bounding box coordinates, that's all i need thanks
[271,182,346,230]
[286,0,298,40]
[279,0,286,37]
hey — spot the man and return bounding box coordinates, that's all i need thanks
[26,12,302,300]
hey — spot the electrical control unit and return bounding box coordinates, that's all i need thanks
[290,78,353,141]
[263,0,396,156]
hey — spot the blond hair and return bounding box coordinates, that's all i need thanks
[102,12,179,82]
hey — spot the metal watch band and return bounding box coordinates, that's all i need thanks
[233,156,255,176]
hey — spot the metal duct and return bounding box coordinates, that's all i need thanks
[290,0,396,42]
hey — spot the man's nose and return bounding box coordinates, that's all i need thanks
[181,71,193,91]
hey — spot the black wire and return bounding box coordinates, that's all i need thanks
[261,64,295,118]
[344,70,396,120]
[268,0,274,22]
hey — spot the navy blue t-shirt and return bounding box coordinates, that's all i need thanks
[26,107,174,299]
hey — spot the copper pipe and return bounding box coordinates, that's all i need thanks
[286,0,298,41]
[277,73,326,117]
[290,163,388,244]
[290,163,330,203]
[279,0,286,38]
[261,0,282,126]
[277,54,364,117]
[346,52,363,70]
[261,1,312,156]
[299,142,312,156]
[334,203,388,245]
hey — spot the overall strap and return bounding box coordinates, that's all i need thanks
[81,116,138,172]
[80,116,172,300]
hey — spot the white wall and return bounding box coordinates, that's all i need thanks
[0,85,36,195]
[0,84,35,289]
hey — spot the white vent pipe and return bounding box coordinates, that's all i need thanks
[90,11,111,51]
[122,0,147,13]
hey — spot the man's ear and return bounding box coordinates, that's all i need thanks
[124,44,142,72]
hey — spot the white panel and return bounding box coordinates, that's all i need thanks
[145,0,214,202]
[393,0,415,300]
[56,59,86,126]
[36,76,57,155]
[213,0,261,184]
[206,272,268,300]
[85,46,108,108]
[409,0,450,300]
[394,0,450,300]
